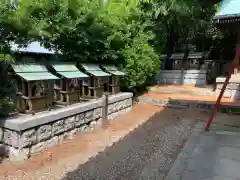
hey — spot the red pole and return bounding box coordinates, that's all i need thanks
[204,47,240,131]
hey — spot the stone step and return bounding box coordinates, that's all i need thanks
[150,88,216,97]
[136,96,240,115]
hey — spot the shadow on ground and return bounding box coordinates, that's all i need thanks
[61,108,196,180]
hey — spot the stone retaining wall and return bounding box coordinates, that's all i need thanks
[156,70,207,86]
[0,93,133,162]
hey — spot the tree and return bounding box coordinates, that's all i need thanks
[0,1,16,117]
[10,0,160,92]
[142,0,219,54]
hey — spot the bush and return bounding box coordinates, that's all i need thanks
[0,96,15,117]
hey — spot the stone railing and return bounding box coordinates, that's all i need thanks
[0,92,133,162]
[156,70,207,86]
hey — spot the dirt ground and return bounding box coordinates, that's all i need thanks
[0,103,160,177]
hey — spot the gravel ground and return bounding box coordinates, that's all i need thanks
[61,110,196,180]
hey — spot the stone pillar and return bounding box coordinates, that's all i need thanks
[102,92,109,121]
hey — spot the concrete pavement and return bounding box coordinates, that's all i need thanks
[166,123,240,180]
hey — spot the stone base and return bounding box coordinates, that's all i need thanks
[216,76,240,100]
[0,92,133,162]
[156,70,207,86]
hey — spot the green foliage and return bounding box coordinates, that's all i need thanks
[143,0,220,53]
[0,1,15,117]
[0,96,15,117]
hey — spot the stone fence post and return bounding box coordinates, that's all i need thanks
[102,92,109,121]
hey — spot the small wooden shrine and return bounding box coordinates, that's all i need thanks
[50,64,89,105]
[78,63,110,98]
[11,64,59,114]
[186,52,204,70]
[100,65,124,94]
[170,53,185,70]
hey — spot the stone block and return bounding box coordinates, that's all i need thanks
[126,107,132,112]
[20,129,37,148]
[58,132,70,144]
[37,125,52,142]
[112,102,118,113]
[52,119,65,135]
[89,120,97,128]
[96,118,103,126]
[59,129,78,143]
[94,108,102,119]
[231,90,240,100]
[0,144,9,157]
[9,147,30,162]
[108,104,114,114]
[118,100,124,110]
[108,112,118,120]
[44,137,58,148]
[124,99,129,108]
[85,110,94,123]
[30,142,45,155]
[75,113,85,127]
[3,129,19,147]
[69,129,78,138]
[76,124,88,133]
[117,101,122,111]
[64,116,76,131]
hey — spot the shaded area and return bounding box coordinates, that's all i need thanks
[62,109,196,180]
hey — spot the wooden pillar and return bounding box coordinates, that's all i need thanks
[28,82,32,97]
[47,80,54,110]
[21,79,25,96]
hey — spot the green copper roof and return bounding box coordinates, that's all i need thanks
[16,72,59,81]
[12,64,48,73]
[101,65,125,76]
[170,53,185,60]
[188,52,204,59]
[57,71,88,78]
[12,64,59,81]
[80,63,102,71]
[214,0,240,19]
[80,63,110,77]
[52,64,80,72]
[89,70,111,77]
[52,64,88,78]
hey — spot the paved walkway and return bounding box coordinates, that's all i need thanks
[166,123,240,180]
